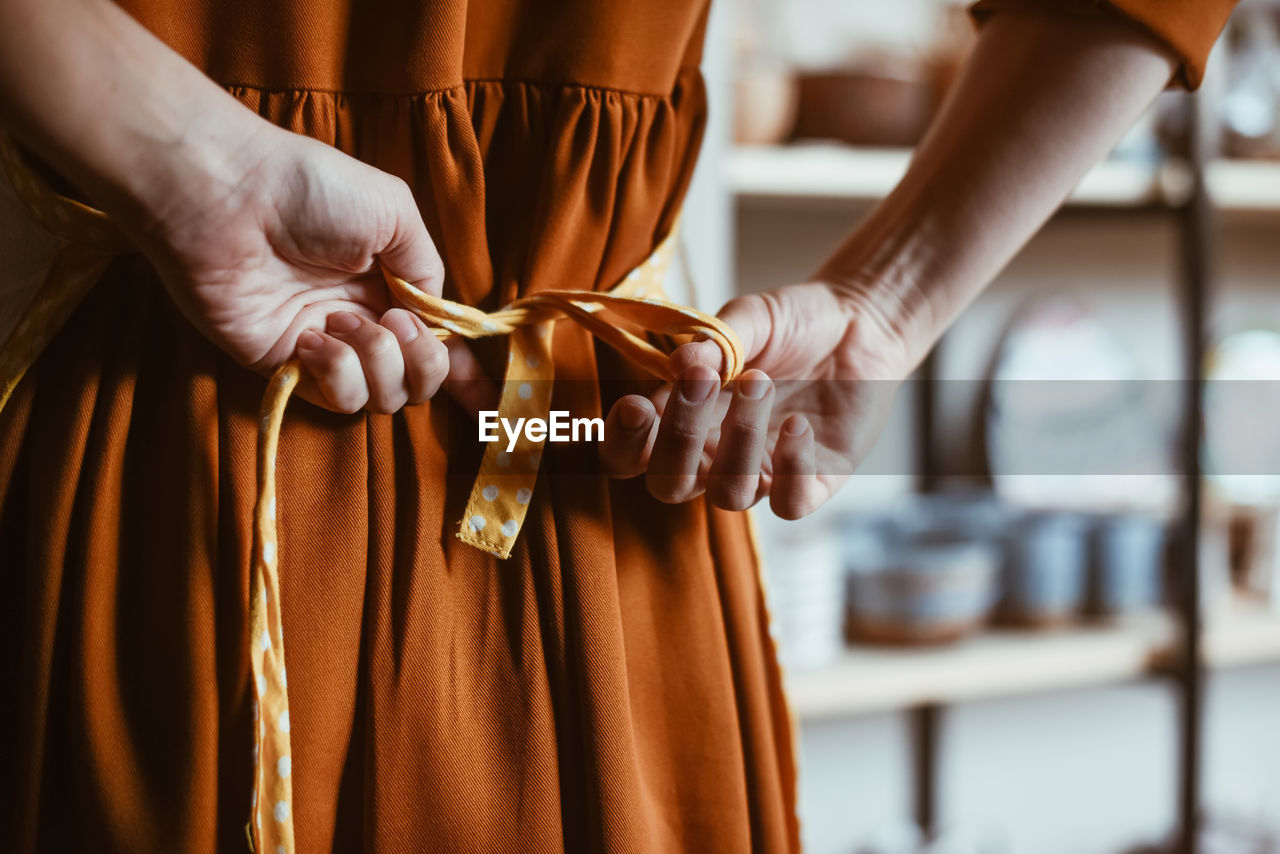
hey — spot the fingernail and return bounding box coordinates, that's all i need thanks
[679,366,717,404]
[782,414,809,437]
[297,330,323,351]
[618,402,650,431]
[739,373,770,400]
[328,311,361,333]
[385,312,420,343]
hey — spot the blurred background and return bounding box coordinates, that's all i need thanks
[677,1,1280,852]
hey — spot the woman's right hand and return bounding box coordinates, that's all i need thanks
[1,0,452,414]
[130,122,450,414]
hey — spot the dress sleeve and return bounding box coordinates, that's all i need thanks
[969,0,1240,89]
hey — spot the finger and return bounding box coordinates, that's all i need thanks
[769,414,823,520]
[670,293,775,377]
[326,311,408,413]
[707,370,774,511]
[377,176,446,297]
[600,395,658,478]
[295,329,369,414]
[443,338,500,418]
[381,308,448,403]
[646,364,720,504]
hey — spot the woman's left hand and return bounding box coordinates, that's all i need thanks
[599,281,913,519]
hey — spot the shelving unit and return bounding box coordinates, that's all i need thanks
[727,94,1280,853]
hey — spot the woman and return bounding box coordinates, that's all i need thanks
[0,0,1236,850]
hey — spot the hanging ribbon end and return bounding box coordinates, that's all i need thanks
[456,525,515,560]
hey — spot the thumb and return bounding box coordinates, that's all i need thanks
[443,338,501,420]
[670,294,773,378]
[377,178,446,297]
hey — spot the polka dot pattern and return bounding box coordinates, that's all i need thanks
[0,134,745,852]
[248,362,300,854]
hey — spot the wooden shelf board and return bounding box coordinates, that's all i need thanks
[729,145,1280,213]
[785,599,1280,720]
[728,144,1171,208]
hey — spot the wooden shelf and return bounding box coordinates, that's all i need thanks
[729,144,1280,214]
[786,598,1280,720]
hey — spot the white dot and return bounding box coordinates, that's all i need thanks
[278,710,290,733]
[262,541,276,566]
[501,519,519,537]
[268,496,276,521]
[277,847,286,854]
[259,630,271,652]
[443,303,463,316]
[517,383,532,400]
[273,801,289,822]
[481,485,499,501]
[469,515,486,531]
[496,451,512,467]
[525,355,541,369]
[281,667,287,689]
[277,756,291,778]
[256,674,266,697]
[441,320,462,333]
[538,325,550,338]
[516,488,532,504]
[482,321,498,333]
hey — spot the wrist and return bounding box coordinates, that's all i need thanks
[816,262,937,380]
[0,0,272,244]
[110,100,276,249]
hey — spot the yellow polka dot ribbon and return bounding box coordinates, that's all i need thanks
[0,134,744,852]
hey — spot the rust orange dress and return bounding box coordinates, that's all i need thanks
[0,1,800,851]
[0,0,1237,851]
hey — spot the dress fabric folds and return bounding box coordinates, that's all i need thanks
[0,1,800,851]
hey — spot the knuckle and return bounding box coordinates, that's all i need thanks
[387,175,413,201]
[726,416,766,443]
[363,329,400,361]
[646,474,694,504]
[771,493,807,521]
[662,421,706,451]
[320,346,357,378]
[421,345,449,378]
[722,295,757,317]
[710,479,755,512]
[332,389,367,415]
[370,391,408,414]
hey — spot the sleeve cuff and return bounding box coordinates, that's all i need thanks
[969,0,1238,89]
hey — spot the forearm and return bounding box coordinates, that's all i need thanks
[0,0,267,235]
[820,9,1178,371]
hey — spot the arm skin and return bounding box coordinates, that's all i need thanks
[600,8,1180,519]
[0,0,458,414]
